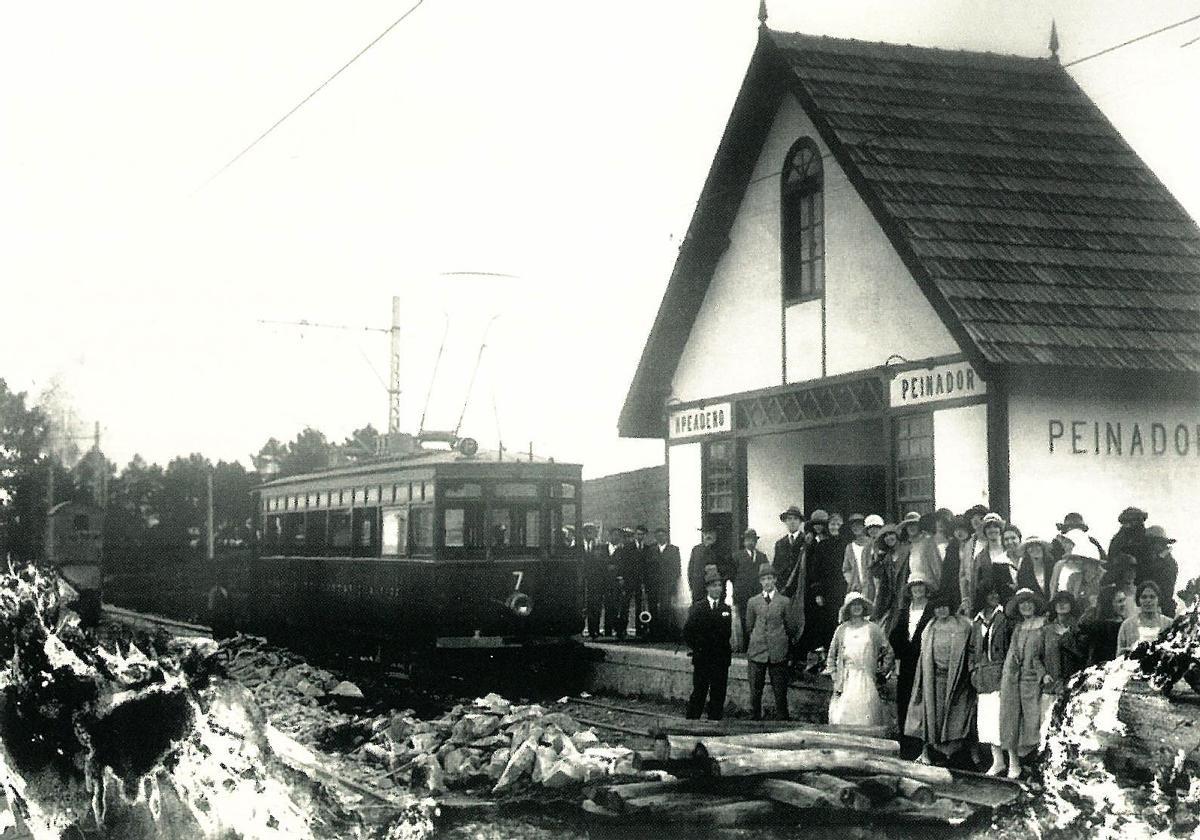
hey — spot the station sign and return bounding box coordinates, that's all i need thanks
[669,402,732,440]
[889,360,985,408]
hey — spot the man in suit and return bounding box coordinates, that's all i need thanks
[605,527,629,638]
[687,524,722,604]
[581,523,608,638]
[746,563,797,720]
[732,528,769,650]
[651,527,681,640]
[621,525,651,638]
[773,506,806,598]
[683,569,732,719]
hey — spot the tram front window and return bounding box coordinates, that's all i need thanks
[489,506,542,550]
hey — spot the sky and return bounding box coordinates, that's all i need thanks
[2,0,1199,479]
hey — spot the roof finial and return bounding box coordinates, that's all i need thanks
[1049,19,1060,62]
[758,0,768,30]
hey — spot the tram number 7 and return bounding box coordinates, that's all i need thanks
[511,570,524,592]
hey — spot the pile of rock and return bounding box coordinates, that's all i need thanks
[352,693,641,796]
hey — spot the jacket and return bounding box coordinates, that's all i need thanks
[687,544,721,602]
[970,606,1010,695]
[683,597,733,663]
[745,591,796,664]
[904,614,976,751]
[974,546,1018,614]
[870,543,910,636]
[1115,613,1172,655]
[998,615,1048,753]
[842,539,876,602]
[958,535,984,612]
[907,535,943,590]
[583,540,615,586]
[1016,556,1054,600]
[773,532,805,597]
[827,619,893,694]
[621,540,650,584]
[650,543,681,594]
[938,537,963,608]
[1043,617,1087,694]
[732,549,769,606]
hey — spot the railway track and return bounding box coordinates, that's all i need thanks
[101,604,213,639]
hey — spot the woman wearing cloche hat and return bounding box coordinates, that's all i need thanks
[905,589,975,766]
[827,592,894,728]
[997,588,1049,779]
[890,570,936,758]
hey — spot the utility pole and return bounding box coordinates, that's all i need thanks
[206,469,215,561]
[389,295,402,434]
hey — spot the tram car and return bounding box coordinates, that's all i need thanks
[219,435,583,650]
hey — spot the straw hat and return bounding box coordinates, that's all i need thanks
[864,514,885,529]
[840,591,873,621]
[905,570,938,592]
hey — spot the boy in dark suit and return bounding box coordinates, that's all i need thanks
[746,563,797,720]
[683,570,732,719]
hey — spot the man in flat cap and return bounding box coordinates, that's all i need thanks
[683,569,733,719]
[733,528,769,650]
[746,563,797,720]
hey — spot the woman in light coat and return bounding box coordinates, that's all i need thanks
[827,592,894,728]
[1116,580,1173,655]
[906,590,975,765]
[998,588,1050,779]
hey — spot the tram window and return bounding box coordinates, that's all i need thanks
[411,508,434,551]
[489,506,543,549]
[443,504,486,549]
[495,482,538,498]
[550,482,576,499]
[423,481,434,501]
[444,509,465,547]
[396,483,410,503]
[382,508,408,556]
[552,504,576,550]
[329,512,352,549]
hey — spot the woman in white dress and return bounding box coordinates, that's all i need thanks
[828,592,895,728]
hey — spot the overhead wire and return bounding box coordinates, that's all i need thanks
[196,0,426,193]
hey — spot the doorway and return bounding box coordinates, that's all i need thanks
[803,465,887,520]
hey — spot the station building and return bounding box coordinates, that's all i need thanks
[619,27,1200,600]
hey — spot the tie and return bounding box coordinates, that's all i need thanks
[765,594,771,606]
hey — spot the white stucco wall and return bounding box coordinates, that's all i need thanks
[746,420,886,547]
[784,299,822,383]
[933,403,989,513]
[668,442,702,603]
[670,95,959,404]
[1008,377,1200,585]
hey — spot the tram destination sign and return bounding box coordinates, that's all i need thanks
[669,402,732,440]
[890,360,986,408]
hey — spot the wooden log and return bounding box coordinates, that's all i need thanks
[796,772,871,811]
[651,718,890,740]
[593,779,690,812]
[897,777,935,806]
[687,800,782,826]
[755,777,833,809]
[663,729,897,757]
[657,735,753,761]
[702,747,953,786]
[624,792,745,816]
[853,774,900,804]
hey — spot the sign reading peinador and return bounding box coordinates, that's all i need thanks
[669,402,732,440]
[889,360,986,408]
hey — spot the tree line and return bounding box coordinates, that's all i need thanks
[0,377,379,568]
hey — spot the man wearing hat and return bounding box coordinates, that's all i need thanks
[619,525,651,639]
[581,523,608,638]
[605,527,632,638]
[746,563,797,720]
[1141,525,1179,617]
[773,506,806,600]
[687,522,724,605]
[683,569,733,719]
[732,528,769,649]
[1108,507,1151,579]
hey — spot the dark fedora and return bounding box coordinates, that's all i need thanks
[1056,512,1089,532]
[779,505,804,522]
[1117,506,1148,525]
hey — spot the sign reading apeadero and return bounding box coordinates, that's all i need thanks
[669,402,732,440]
[889,360,985,408]
[1049,419,1200,457]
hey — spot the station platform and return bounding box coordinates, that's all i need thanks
[579,638,897,722]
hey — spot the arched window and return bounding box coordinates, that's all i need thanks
[781,138,824,302]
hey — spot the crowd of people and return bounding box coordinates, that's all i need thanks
[671,503,1183,778]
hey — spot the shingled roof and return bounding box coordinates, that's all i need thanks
[619,29,1200,437]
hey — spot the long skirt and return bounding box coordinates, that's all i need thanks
[829,666,888,727]
[977,691,1001,746]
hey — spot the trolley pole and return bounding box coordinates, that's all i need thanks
[388,295,402,434]
[206,469,215,561]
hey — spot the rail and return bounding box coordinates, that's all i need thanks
[101,604,213,638]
